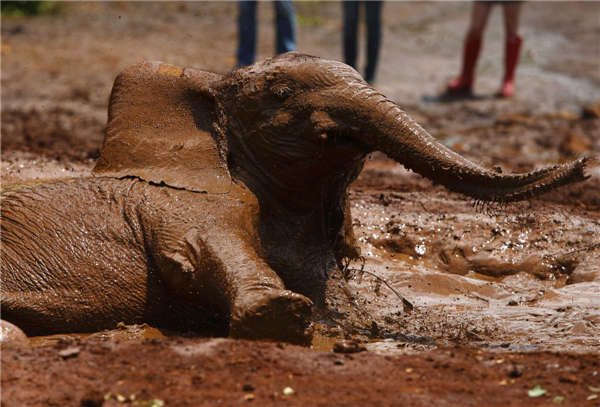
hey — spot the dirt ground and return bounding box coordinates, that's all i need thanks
[3,337,600,407]
[1,2,599,406]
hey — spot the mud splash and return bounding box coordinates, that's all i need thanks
[338,169,600,353]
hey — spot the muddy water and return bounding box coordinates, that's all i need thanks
[342,174,600,353]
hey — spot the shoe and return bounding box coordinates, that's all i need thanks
[498,34,522,98]
[447,34,482,95]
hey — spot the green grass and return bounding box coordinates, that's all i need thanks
[1,1,64,18]
[297,14,326,27]
[296,0,328,27]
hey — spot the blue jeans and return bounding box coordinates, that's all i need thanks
[237,1,297,67]
[343,1,383,83]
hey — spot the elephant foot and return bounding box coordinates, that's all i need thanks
[229,290,314,346]
[1,320,29,349]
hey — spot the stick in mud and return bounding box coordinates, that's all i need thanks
[342,257,414,313]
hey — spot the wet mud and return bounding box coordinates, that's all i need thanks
[1,2,599,406]
[340,163,600,353]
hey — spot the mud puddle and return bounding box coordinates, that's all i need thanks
[339,165,600,353]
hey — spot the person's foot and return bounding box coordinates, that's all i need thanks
[498,80,515,98]
[446,34,482,96]
[446,76,473,96]
[498,35,523,99]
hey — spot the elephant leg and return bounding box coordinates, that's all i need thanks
[0,320,29,349]
[157,229,314,346]
[1,281,148,336]
[229,287,314,346]
[214,242,315,346]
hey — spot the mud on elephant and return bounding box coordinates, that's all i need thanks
[1,53,590,347]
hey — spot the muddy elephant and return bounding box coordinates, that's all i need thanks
[1,53,589,346]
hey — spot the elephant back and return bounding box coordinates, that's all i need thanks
[92,61,231,194]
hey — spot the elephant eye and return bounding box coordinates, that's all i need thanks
[271,84,291,100]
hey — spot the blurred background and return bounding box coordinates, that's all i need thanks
[1,1,599,180]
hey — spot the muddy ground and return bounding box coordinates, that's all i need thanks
[1,2,599,406]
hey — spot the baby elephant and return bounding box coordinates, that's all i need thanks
[1,53,589,347]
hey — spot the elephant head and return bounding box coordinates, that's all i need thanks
[93,52,589,301]
[95,52,589,204]
[211,52,589,203]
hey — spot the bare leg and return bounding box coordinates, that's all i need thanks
[468,1,493,39]
[502,2,523,38]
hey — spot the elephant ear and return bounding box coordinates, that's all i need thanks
[92,61,231,194]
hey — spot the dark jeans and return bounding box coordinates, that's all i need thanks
[237,0,297,67]
[343,1,383,83]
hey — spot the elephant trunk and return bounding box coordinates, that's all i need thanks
[338,83,589,203]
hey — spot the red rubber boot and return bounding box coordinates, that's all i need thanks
[499,34,522,98]
[447,35,482,95]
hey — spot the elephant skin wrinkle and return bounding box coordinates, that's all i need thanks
[1,177,311,345]
[0,53,590,347]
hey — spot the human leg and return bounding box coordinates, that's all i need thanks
[343,1,360,69]
[274,0,297,54]
[447,1,493,94]
[499,2,523,97]
[365,1,383,84]
[237,1,257,67]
